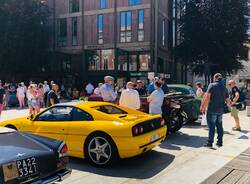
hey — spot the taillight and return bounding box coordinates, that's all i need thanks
[132,126,144,136]
[58,142,68,158]
[132,126,139,135]
[160,118,165,126]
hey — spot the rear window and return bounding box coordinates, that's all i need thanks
[92,105,128,115]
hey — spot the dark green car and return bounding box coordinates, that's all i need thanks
[168,84,202,122]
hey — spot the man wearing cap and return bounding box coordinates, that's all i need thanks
[228,80,241,131]
[99,76,117,102]
[201,73,231,148]
[135,80,146,96]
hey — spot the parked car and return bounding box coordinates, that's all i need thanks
[168,84,201,122]
[0,127,71,184]
[1,101,166,167]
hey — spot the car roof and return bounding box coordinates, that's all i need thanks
[0,127,15,133]
[168,84,192,89]
[55,101,113,109]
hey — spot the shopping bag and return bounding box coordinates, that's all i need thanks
[201,113,207,126]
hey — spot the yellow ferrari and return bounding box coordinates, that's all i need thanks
[0,101,166,166]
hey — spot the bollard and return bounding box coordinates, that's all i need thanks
[247,106,250,117]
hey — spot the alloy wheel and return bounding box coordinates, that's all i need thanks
[88,137,112,165]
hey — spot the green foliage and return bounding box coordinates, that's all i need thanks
[175,0,249,76]
[0,0,50,77]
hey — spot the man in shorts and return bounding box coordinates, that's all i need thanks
[228,80,241,131]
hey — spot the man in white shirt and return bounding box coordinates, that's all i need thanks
[85,82,94,95]
[94,83,103,95]
[119,82,140,110]
[43,81,50,94]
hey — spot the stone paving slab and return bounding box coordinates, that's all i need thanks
[202,148,250,184]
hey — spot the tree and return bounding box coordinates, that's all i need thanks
[175,0,249,78]
[0,0,50,81]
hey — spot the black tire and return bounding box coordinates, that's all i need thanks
[5,125,17,130]
[84,132,118,167]
[169,116,183,133]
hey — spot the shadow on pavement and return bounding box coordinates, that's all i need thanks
[160,132,208,150]
[69,150,175,179]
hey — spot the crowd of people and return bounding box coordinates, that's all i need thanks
[0,74,250,149]
[0,80,61,117]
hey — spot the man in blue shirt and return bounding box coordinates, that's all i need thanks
[147,81,164,115]
[148,77,159,94]
[99,76,117,102]
[201,73,230,148]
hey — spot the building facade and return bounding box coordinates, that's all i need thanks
[48,0,173,86]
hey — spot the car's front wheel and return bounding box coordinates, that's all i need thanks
[84,132,118,167]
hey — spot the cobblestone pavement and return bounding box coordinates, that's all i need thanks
[1,109,250,184]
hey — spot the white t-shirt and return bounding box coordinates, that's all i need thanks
[17,87,25,97]
[43,84,50,93]
[149,88,164,115]
[94,87,101,95]
[196,88,204,97]
[86,83,94,94]
[119,89,140,110]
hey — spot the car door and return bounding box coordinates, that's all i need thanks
[65,107,94,157]
[22,106,73,142]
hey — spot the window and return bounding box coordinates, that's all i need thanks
[87,49,115,71]
[120,11,132,43]
[72,17,78,46]
[118,55,128,71]
[129,55,137,71]
[98,14,104,44]
[62,57,71,72]
[100,0,106,9]
[128,0,141,5]
[92,105,127,115]
[36,106,73,121]
[69,0,79,13]
[72,108,93,121]
[57,18,67,47]
[162,19,166,46]
[139,54,150,71]
[138,10,144,41]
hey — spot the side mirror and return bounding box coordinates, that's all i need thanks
[27,114,35,121]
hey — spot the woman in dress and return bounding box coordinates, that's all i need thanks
[17,83,25,109]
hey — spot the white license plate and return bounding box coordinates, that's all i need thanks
[150,134,159,142]
[16,157,38,178]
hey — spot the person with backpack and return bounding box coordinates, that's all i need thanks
[228,80,242,131]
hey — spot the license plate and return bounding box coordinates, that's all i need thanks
[3,162,19,182]
[16,157,38,179]
[150,134,159,142]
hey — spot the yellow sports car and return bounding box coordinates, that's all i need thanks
[1,101,166,166]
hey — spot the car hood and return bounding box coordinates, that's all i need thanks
[111,114,161,124]
[0,131,52,164]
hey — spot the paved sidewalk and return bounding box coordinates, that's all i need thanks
[202,147,250,184]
